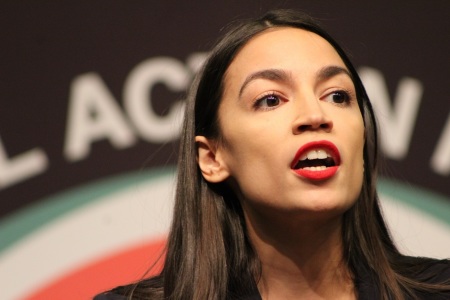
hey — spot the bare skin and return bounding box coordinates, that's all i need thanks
[196,27,363,299]
[244,205,356,299]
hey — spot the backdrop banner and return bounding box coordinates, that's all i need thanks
[0,1,449,299]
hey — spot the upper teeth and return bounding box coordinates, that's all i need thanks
[300,149,331,161]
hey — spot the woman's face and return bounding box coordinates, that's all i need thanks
[200,27,365,221]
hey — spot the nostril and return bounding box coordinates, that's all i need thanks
[298,125,310,132]
[296,122,331,133]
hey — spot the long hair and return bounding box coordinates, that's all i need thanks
[122,9,449,300]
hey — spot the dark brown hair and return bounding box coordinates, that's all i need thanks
[117,9,449,300]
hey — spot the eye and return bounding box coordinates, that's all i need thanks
[253,93,284,110]
[323,90,352,105]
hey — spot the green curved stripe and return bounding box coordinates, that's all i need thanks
[0,173,449,254]
[0,167,175,253]
[378,177,450,227]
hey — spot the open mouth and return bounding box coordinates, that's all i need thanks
[292,149,337,171]
[291,141,341,180]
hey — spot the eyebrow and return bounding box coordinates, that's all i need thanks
[316,65,352,82]
[238,68,293,98]
[238,65,352,98]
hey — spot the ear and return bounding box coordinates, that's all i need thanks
[195,136,230,183]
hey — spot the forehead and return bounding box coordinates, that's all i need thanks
[224,27,346,84]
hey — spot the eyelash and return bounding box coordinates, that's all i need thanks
[252,89,354,111]
[322,89,354,106]
[252,91,285,111]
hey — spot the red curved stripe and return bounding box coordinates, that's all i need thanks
[24,238,166,300]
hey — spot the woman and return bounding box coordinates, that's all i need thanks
[96,9,450,300]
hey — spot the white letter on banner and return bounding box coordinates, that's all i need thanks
[186,52,209,74]
[123,57,189,143]
[359,67,423,160]
[431,114,450,175]
[0,136,48,189]
[64,73,136,162]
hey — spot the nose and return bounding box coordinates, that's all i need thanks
[292,97,333,134]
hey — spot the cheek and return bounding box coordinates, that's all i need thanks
[222,135,277,178]
[348,111,365,150]
[350,119,365,193]
[218,111,283,174]
[341,112,365,183]
[219,132,286,201]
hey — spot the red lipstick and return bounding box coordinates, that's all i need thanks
[291,140,341,181]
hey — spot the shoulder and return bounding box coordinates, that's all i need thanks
[399,256,450,283]
[93,276,163,300]
[93,292,127,300]
[398,256,450,299]
[356,256,450,299]
[93,284,133,300]
[420,257,450,281]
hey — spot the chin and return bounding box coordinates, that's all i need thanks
[294,198,356,218]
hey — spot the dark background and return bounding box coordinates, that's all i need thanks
[1,0,449,218]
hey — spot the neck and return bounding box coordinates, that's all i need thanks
[244,208,355,299]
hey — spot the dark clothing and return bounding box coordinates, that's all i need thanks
[94,257,450,299]
[95,294,127,300]
[354,257,450,300]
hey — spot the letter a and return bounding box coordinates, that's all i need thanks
[64,73,136,162]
